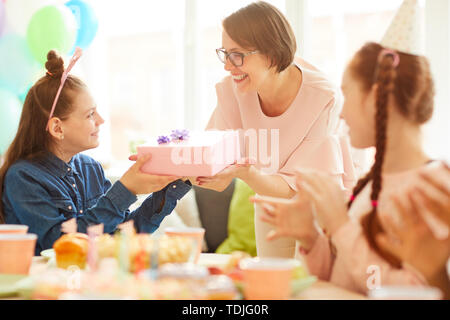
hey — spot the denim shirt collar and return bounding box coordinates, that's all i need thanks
[38,152,79,178]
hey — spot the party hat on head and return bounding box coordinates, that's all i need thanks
[381,0,423,56]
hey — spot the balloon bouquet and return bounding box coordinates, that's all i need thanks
[0,0,98,155]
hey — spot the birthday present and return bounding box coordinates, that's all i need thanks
[136,130,241,177]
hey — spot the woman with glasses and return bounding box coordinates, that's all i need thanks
[193,1,356,259]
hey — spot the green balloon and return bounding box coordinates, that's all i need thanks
[0,89,22,155]
[26,5,78,65]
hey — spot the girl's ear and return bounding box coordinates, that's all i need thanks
[48,118,65,141]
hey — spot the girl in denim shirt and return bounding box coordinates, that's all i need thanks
[0,49,191,254]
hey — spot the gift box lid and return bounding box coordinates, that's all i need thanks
[139,130,238,148]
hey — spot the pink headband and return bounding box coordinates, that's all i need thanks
[46,47,83,132]
[378,48,400,68]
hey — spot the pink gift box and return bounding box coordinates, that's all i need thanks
[137,130,241,176]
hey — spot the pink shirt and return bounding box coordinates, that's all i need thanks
[303,163,449,295]
[207,57,356,191]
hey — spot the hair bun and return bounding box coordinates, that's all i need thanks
[45,50,65,78]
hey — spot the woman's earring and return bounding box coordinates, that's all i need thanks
[61,135,64,140]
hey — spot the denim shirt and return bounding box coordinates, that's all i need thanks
[2,152,192,255]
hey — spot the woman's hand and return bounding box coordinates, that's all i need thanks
[250,194,319,250]
[295,169,349,236]
[376,192,450,282]
[121,154,181,195]
[194,160,252,192]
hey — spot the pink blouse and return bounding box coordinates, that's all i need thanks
[303,163,449,294]
[207,57,356,191]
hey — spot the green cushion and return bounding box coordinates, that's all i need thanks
[216,179,257,256]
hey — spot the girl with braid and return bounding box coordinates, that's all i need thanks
[251,0,449,297]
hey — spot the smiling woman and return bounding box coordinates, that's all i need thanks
[196,1,357,259]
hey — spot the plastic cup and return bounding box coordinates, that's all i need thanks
[0,224,29,234]
[368,286,443,300]
[164,227,205,263]
[0,233,37,274]
[239,257,299,300]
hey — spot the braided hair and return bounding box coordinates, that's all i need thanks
[347,43,435,268]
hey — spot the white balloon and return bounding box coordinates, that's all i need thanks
[5,0,67,35]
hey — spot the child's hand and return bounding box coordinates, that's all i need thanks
[250,194,318,250]
[120,154,180,195]
[295,169,349,236]
[414,164,450,226]
[376,192,450,282]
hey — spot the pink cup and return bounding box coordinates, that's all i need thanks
[164,227,205,263]
[239,257,298,300]
[0,233,37,274]
[0,224,29,234]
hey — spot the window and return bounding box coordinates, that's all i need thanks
[295,0,421,173]
[303,0,407,84]
[82,0,186,169]
[80,0,448,172]
[294,0,449,165]
[83,0,284,169]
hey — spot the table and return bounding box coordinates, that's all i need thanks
[1,254,367,300]
[197,254,366,300]
[295,281,367,300]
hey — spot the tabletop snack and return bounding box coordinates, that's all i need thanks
[53,229,193,272]
[27,250,313,300]
[203,275,240,300]
[53,233,89,269]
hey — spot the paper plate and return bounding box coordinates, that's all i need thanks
[0,274,27,298]
[197,253,231,268]
[40,249,55,261]
[291,276,317,297]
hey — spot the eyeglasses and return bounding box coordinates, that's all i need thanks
[216,48,258,67]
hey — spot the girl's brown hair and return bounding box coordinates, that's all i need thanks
[223,1,297,73]
[0,50,87,223]
[347,42,434,267]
